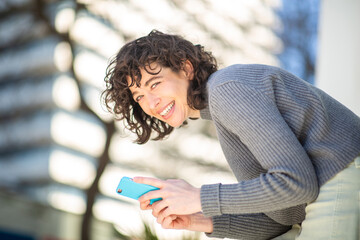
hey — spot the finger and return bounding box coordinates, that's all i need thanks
[161,215,176,229]
[156,206,173,226]
[159,205,172,219]
[155,206,174,224]
[133,176,164,188]
[153,204,170,224]
[138,189,163,203]
[139,200,152,210]
[156,210,165,224]
[150,202,160,217]
[151,199,169,217]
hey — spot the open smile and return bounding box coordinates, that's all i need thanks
[159,101,175,118]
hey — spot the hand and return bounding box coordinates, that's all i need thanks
[133,177,202,218]
[158,212,213,233]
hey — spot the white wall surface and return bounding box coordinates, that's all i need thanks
[316,0,360,116]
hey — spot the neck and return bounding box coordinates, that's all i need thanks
[189,109,201,119]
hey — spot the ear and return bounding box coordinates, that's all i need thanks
[183,60,194,81]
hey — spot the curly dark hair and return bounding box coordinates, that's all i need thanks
[102,30,217,144]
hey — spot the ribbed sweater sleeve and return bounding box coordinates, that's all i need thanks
[207,213,291,240]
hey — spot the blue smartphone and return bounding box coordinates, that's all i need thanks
[116,177,162,204]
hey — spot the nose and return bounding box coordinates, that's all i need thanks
[147,93,160,110]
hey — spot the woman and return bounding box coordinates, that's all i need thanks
[103,30,360,240]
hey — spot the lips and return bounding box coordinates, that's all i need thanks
[159,101,175,119]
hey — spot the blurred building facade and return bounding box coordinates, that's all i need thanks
[0,0,282,239]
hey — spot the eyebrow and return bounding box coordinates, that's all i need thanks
[144,76,162,87]
[131,75,162,96]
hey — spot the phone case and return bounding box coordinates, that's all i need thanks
[116,176,162,204]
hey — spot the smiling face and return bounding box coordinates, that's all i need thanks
[128,62,200,127]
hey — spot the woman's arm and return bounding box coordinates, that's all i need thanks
[159,211,291,240]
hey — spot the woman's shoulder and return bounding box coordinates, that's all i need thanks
[207,64,279,90]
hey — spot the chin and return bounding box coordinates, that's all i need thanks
[167,122,181,128]
[167,119,185,128]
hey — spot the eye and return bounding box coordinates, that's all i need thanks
[151,82,160,89]
[135,95,143,102]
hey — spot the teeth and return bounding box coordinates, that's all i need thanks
[160,102,174,116]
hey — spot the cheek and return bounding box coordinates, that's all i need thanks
[138,102,153,116]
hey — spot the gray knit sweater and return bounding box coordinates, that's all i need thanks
[199,64,360,240]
